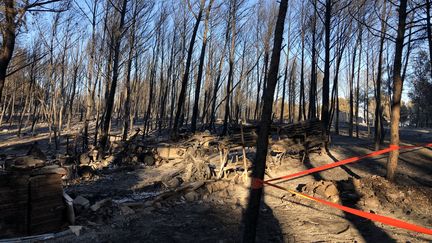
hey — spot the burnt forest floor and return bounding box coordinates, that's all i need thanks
[0,121,431,243]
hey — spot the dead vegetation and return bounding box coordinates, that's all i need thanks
[1,121,431,242]
[0,0,431,241]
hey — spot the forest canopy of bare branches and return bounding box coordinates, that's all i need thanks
[0,0,430,143]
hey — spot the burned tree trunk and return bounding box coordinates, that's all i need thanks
[349,37,359,137]
[242,0,288,241]
[308,1,317,119]
[83,0,98,149]
[426,0,432,78]
[191,0,213,133]
[67,52,79,130]
[330,35,347,135]
[288,61,296,122]
[222,0,238,136]
[159,29,176,133]
[279,54,288,123]
[173,0,204,134]
[322,0,332,134]
[122,5,138,141]
[374,1,387,151]
[298,1,305,122]
[0,0,17,104]
[386,0,407,181]
[209,20,230,130]
[100,0,128,149]
[355,28,363,138]
[365,38,370,135]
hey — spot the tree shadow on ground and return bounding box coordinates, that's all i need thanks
[58,174,285,242]
[68,200,284,243]
[302,150,324,181]
[252,202,284,242]
[327,150,361,179]
[296,148,395,242]
[335,180,396,242]
[328,135,432,187]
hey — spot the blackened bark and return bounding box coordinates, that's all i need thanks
[100,0,128,149]
[209,18,230,129]
[308,0,318,119]
[173,0,204,134]
[330,40,346,135]
[0,0,17,104]
[355,29,362,138]
[322,0,331,134]
[349,38,359,137]
[279,56,288,123]
[222,0,238,135]
[242,0,288,241]
[299,6,305,122]
[123,5,137,141]
[191,0,213,132]
[374,1,387,151]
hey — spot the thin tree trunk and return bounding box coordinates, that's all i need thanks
[279,54,288,123]
[67,57,79,130]
[365,36,370,136]
[288,61,296,122]
[222,0,238,135]
[427,0,432,78]
[84,0,98,149]
[156,19,166,134]
[122,6,137,141]
[160,32,177,132]
[387,0,407,181]
[191,0,214,132]
[355,29,362,138]
[308,1,317,119]
[201,42,214,124]
[0,0,16,104]
[18,80,33,137]
[374,1,387,151]
[144,58,157,136]
[100,0,128,149]
[322,0,331,134]
[173,0,204,134]
[242,0,288,241]
[209,22,230,129]
[330,43,345,135]
[298,2,305,121]
[349,37,359,137]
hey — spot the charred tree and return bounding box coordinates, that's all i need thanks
[426,0,432,77]
[242,0,288,241]
[349,37,359,137]
[322,0,332,134]
[0,0,16,104]
[222,0,238,135]
[122,2,139,141]
[308,0,318,119]
[100,0,128,149]
[191,0,214,133]
[374,1,387,151]
[386,0,407,181]
[173,0,204,135]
